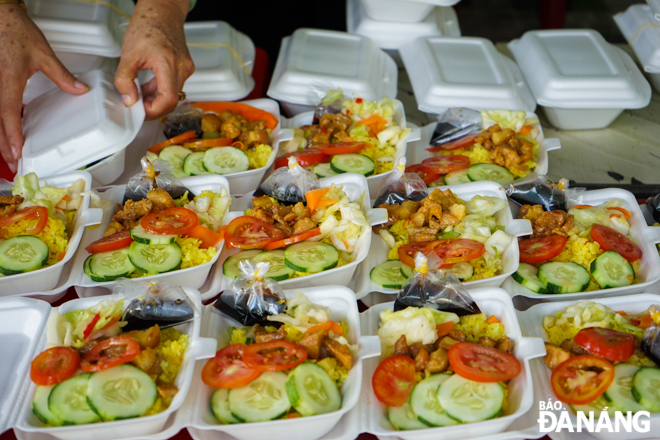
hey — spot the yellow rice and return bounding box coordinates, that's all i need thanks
[0,216,69,266]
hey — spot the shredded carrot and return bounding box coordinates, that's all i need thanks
[191,102,279,130]
[304,188,339,213]
[571,205,593,209]
[304,321,343,337]
[637,315,654,329]
[615,311,627,316]
[607,207,631,219]
[487,315,500,324]
[517,125,533,135]
[58,252,66,261]
[436,321,455,338]
[186,224,224,249]
[357,114,388,135]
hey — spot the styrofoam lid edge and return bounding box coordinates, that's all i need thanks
[613,7,660,74]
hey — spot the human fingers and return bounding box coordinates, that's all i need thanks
[143,61,179,120]
[39,50,89,95]
[114,56,140,108]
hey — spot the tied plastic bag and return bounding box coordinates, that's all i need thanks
[309,84,347,123]
[214,260,287,326]
[373,158,428,207]
[161,102,203,139]
[505,173,577,212]
[430,108,482,148]
[0,178,11,196]
[116,280,198,332]
[124,157,192,203]
[646,194,660,223]
[260,156,320,204]
[394,253,481,316]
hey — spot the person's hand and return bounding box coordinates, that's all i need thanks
[114,0,194,120]
[0,3,89,172]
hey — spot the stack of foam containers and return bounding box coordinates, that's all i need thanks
[614,5,660,93]
[346,0,461,65]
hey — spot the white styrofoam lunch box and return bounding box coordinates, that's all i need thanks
[360,288,546,440]
[647,0,660,21]
[267,28,398,117]
[0,171,103,297]
[68,174,231,292]
[347,0,461,52]
[518,292,660,440]
[359,0,461,23]
[614,5,660,93]
[503,187,660,301]
[218,173,388,292]
[9,289,216,440]
[404,111,560,177]
[150,98,291,196]
[18,69,145,184]
[508,29,652,130]
[277,99,421,197]
[28,0,132,57]
[351,181,534,302]
[187,286,381,440]
[400,36,537,115]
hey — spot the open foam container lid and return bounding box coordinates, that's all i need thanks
[648,0,660,20]
[347,0,461,50]
[400,36,536,114]
[614,5,660,74]
[28,0,132,57]
[508,29,652,109]
[267,28,398,106]
[18,69,145,178]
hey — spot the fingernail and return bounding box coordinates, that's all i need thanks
[122,95,133,107]
[11,146,18,160]
[8,163,16,173]
[74,81,89,90]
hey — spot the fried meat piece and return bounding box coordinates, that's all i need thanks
[113,199,153,226]
[0,195,23,218]
[255,326,288,344]
[544,343,572,370]
[323,338,353,370]
[124,325,161,349]
[146,188,176,211]
[298,329,327,359]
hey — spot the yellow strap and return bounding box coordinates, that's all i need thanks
[73,0,132,20]
[627,22,660,45]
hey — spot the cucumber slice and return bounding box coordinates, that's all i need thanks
[388,403,427,431]
[128,242,182,274]
[604,364,646,413]
[203,147,249,175]
[285,362,341,416]
[467,163,514,185]
[252,250,294,281]
[314,162,338,178]
[410,374,457,427]
[130,225,178,245]
[370,260,408,288]
[538,261,591,294]
[444,169,471,185]
[182,151,208,176]
[330,154,374,176]
[449,262,474,281]
[33,385,62,426]
[284,242,338,273]
[0,235,49,275]
[400,263,414,279]
[223,250,263,279]
[512,262,547,293]
[87,248,135,282]
[87,364,157,421]
[572,395,619,418]
[427,176,446,188]
[228,372,290,422]
[48,374,100,425]
[590,251,635,289]
[211,389,240,424]
[159,145,192,178]
[632,367,660,411]
[438,374,504,423]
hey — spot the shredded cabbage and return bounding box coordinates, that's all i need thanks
[465,196,507,217]
[484,230,512,263]
[13,172,78,220]
[481,110,527,133]
[183,189,231,231]
[63,298,125,344]
[454,214,497,241]
[378,307,458,356]
[568,199,630,234]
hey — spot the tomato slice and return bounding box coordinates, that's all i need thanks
[448,342,521,383]
[201,344,261,389]
[265,227,321,250]
[573,327,635,362]
[405,164,441,185]
[426,133,478,152]
[372,355,416,407]
[591,224,642,262]
[398,242,429,267]
[518,235,567,264]
[318,142,366,155]
[183,138,233,149]
[274,149,330,169]
[420,155,470,175]
[0,206,48,235]
[147,130,196,153]
[551,355,615,405]
[424,238,485,267]
[85,229,133,253]
[80,336,141,372]
[242,340,308,372]
[30,347,80,386]
[225,216,285,249]
[141,207,199,235]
